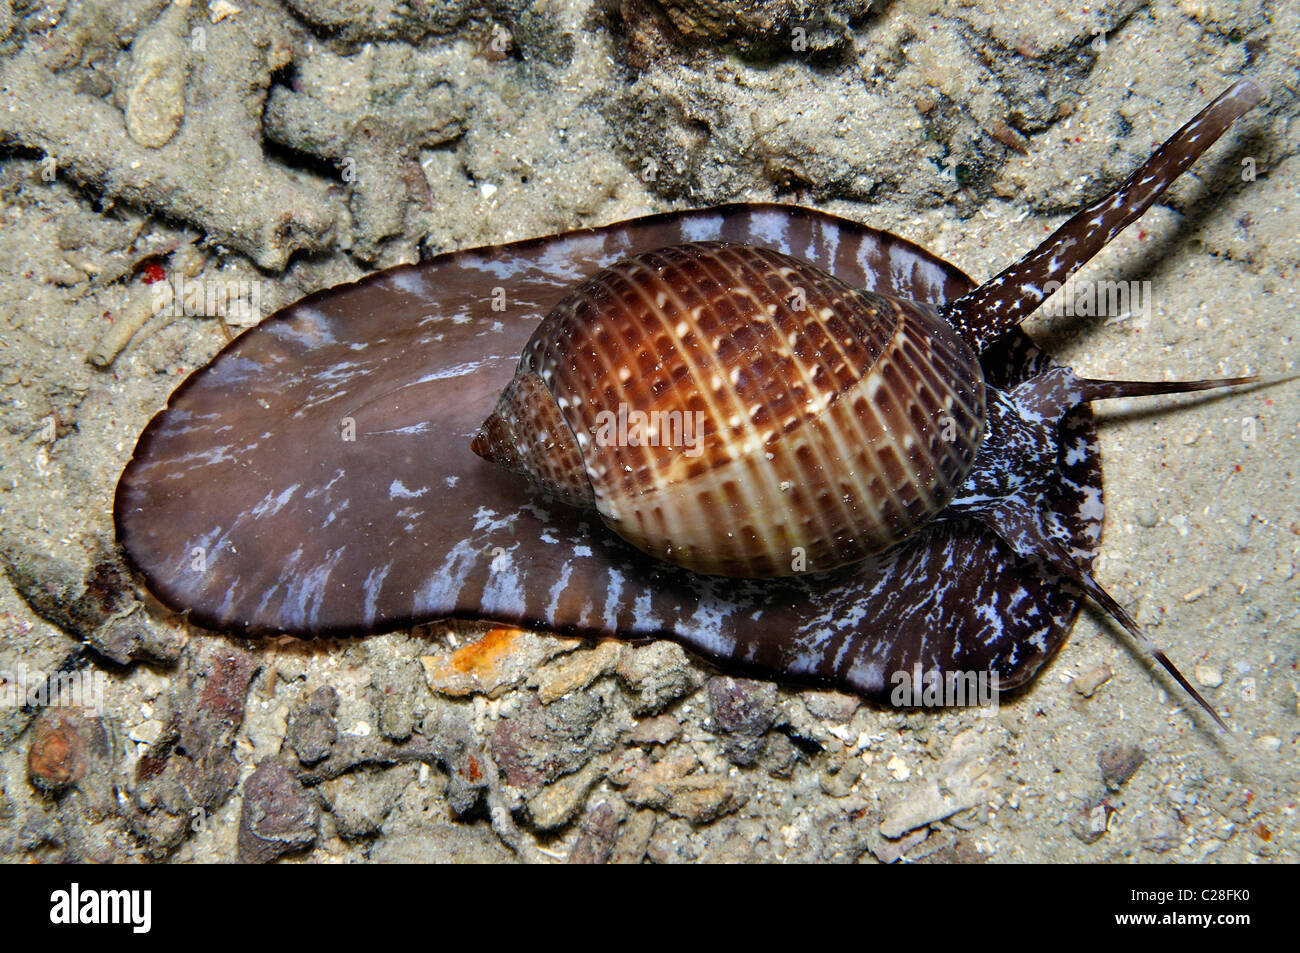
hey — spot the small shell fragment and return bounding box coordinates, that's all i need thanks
[1071,663,1113,698]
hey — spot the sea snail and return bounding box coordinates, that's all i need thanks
[115,78,1277,725]
[471,241,986,578]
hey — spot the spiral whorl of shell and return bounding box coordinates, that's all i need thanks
[473,241,987,576]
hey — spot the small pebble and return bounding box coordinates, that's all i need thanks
[802,689,859,723]
[1098,743,1145,790]
[1134,504,1159,528]
[209,0,242,22]
[630,714,681,746]
[1071,663,1113,698]
[1138,812,1180,853]
[886,754,910,782]
[129,718,166,746]
[528,760,604,830]
[819,759,862,797]
[996,707,1021,736]
[124,0,190,148]
[1238,677,1257,703]
[237,759,319,864]
[568,803,620,865]
[285,684,339,765]
[1194,664,1223,689]
[27,712,88,791]
[1254,735,1281,753]
[1069,801,1113,844]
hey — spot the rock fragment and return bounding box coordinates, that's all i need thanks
[319,767,405,840]
[615,641,703,714]
[530,641,623,703]
[237,759,319,863]
[285,686,340,765]
[1072,663,1114,698]
[128,643,257,855]
[1137,812,1181,854]
[609,809,657,864]
[625,0,871,58]
[568,802,620,864]
[819,758,862,798]
[490,690,621,791]
[880,729,1000,838]
[618,754,747,823]
[422,627,579,698]
[1195,664,1224,688]
[1098,743,1145,791]
[630,714,681,746]
[124,0,191,148]
[706,676,777,766]
[527,759,605,831]
[1070,799,1115,845]
[802,689,859,723]
[374,664,420,742]
[27,709,101,793]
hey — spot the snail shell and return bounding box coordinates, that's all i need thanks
[472,241,986,577]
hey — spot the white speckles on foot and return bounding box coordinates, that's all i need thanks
[389,479,428,500]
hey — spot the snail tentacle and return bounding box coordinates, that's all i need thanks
[941,77,1265,351]
[975,497,1228,730]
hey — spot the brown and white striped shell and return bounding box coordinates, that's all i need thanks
[472,241,986,577]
